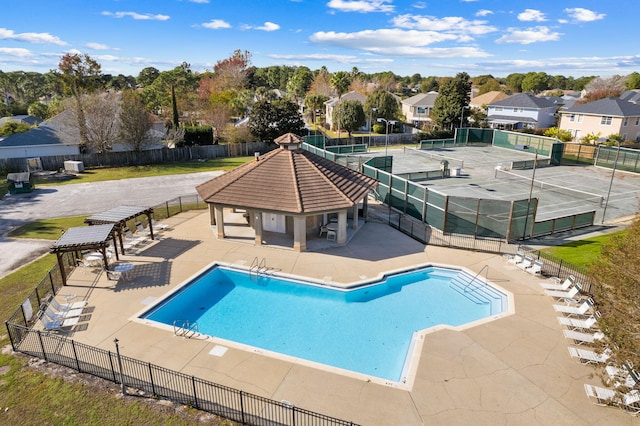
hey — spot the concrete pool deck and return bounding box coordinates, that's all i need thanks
[57,210,636,425]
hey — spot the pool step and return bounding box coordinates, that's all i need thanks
[449,272,505,314]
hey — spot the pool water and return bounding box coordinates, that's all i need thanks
[142,265,505,382]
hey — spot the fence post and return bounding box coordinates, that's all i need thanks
[108,351,117,382]
[148,363,156,396]
[291,406,296,426]
[239,390,245,425]
[191,376,199,410]
[36,330,48,362]
[71,340,81,372]
[114,338,127,396]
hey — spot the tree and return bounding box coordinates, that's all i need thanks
[585,75,627,93]
[27,101,50,120]
[575,89,623,105]
[57,53,102,149]
[505,73,525,93]
[137,67,160,87]
[432,72,471,130]
[333,100,365,137]
[308,68,333,97]
[61,92,120,153]
[477,78,502,95]
[589,218,640,370]
[543,127,572,142]
[213,50,252,92]
[304,93,329,123]
[248,99,305,142]
[364,89,399,121]
[420,76,439,93]
[521,72,550,94]
[330,71,352,138]
[286,66,313,103]
[0,120,32,136]
[119,89,154,152]
[625,72,640,90]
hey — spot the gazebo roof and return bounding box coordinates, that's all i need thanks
[196,146,378,214]
[51,224,115,252]
[85,205,153,226]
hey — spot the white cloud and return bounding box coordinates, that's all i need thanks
[85,42,116,50]
[102,11,170,21]
[495,27,561,44]
[518,9,547,22]
[188,0,209,3]
[94,54,120,62]
[0,47,33,57]
[564,8,605,22]
[476,9,493,17]
[327,0,394,13]
[201,19,231,29]
[392,14,497,36]
[268,53,358,63]
[412,2,427,9]
[256,22,280,31]
[0,28,67,45]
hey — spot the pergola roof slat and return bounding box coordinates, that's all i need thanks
[51,224,115,252]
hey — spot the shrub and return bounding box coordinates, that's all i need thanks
[179,125,214,146]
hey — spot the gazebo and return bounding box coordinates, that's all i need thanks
[85,205,155,254]
[196,133,378,251]
[50,224,117,285]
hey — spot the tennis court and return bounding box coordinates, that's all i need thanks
[374,145,640,224]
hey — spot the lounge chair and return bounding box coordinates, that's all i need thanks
[569,347,611,364]
[584,384,640,415]
[41,316,79,331]
[507,253,524,265]
[553,298,594,317]
[44,306,83,321]
[545,283,582,300]
[516,256,534,270]
[606,365,638,389]
[49,297,87,311]
[135,222,152,236]
[563,329,605,345]
[540,275,575,290]
[526,260,543,275]
[557,312,600,330]
[151,218,170,231]
[124,228,146,245]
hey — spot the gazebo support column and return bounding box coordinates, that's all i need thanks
[351,204,359,230]
[362,197,369,222]
[209,204,216,225]
[253,212,263,246]
[337,210,348,244]
[55,253,67,286]
[215,206,225,239]
[292,216,306,251]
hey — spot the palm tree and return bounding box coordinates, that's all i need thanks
[330,71,352,140]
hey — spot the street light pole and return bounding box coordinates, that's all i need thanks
[515,144,538,240]
[460,105,469,129]
[377,118,397,156]
[602,141,621,224]
[368,107,377,148]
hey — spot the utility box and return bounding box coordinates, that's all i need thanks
[64,160,84,173]
[7,172,34,194]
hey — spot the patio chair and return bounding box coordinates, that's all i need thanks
[507,252,524,265]
[151,218,170,231]
[135,221,152,236]
[606,365,638,389]
[584,384,640,415]
[526,260,543,275]
[123,228,146,247]
[544,283,582,300]
[569,346,611,364]
[43,306,83,321]
[563,329,605,345]
[40,315,79,332]
[540,275,575,290]
[553,298,594,317]
[516,256,534,270]
[557,312,600,330]
[49,297,87,311]
[326,229,337,241]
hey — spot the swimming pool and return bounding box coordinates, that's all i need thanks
[140,264,508,384]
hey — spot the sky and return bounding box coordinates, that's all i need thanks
[0,0,636,79]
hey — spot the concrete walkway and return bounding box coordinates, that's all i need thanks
[52,210,638,425]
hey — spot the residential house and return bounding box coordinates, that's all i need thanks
[401,91,438,128]
[558,97,640,142]
[0,115,42,126]
[469,91,509,110]
[486,93,558,130]
[324,91,367,131]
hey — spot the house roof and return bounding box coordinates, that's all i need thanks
[0,115,42,126]
[470,91,509,107]
[0,110,79,148]
[562,97,640,116]
[196,146,378,214]
[402,91,438,107]
[324,91,367,107]
[490,93,557,109]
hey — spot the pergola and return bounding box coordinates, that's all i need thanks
[85,205,155,254]
[50,224,117,286]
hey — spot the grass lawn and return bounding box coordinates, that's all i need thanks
[540,230,626,269]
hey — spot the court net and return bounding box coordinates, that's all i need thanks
[405,147,464,169]
[495,168,604,207]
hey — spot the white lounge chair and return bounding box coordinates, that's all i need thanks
[124,228,146,245]
[553,299,594,317]
[49,297,87,311]
[135,222,152,236]
[563,329,605,345]
[508,253,524,265]
[540,275,575,290]
[151,218,170,231]
[41,316,79,331]
[557,313,600,330]
[569,347,611,364]
[584,384,640,415]
[517,256,534,270]
[44,306,83,321]
[526,260,543,275]
[606,366,638,389]
[545,283,582,300]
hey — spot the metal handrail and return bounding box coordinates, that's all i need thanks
[464,265,489,293]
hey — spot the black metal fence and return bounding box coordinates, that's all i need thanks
[4,193,357,426]
[5,324,355,426]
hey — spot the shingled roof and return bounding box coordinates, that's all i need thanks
[196,147,378,214]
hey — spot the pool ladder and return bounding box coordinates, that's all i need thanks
[464,265,489,293]
[173,320,199,338]
[250,257,268,279]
